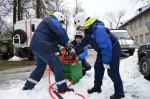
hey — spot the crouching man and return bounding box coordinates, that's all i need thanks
[71,31,91,75]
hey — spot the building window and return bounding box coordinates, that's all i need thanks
[145,14,149,20]
[134,20,138,29]
[135,36,138,44]
[140,35,143,44]
[129,23,133,31]
[139,17,143,27]
[145,33,150,43]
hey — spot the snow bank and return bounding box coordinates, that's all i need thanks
[8,56,26,61]
[120,52,150,99]
[135,49,138,52]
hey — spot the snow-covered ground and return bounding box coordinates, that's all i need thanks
[0,49,150,99]
[8,56,27,61]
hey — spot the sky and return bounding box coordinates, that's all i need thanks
[66,0,146,27]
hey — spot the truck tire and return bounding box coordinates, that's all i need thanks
[2,53,9,59]
[27,49,34,60]
[28,56,34,60]
[0,45,8,53]
[13,29,27,44]
[140,56,150,77]
[129,52,134,56]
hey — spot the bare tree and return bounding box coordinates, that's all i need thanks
[21,0,36,19]
[44,0,71,32]
[1,0,72,37]
[13,0,34,22]
[104,9,126,29]
[0,0,13,38]
[63,10,71,32]
[36,0,41,18]
[18,0,21,20]
[13,0,17,25]
[73,0,84,17]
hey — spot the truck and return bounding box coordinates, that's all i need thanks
[138,43,150,78]
[13,19,42,60]
[110,29,135,56]
[0,38,14,59]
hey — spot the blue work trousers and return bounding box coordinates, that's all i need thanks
[25,49,67,92]
[94,54,124,95]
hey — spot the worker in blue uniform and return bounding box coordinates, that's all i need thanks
[71,31,91,75]
[22,11,74,92]
[74,12,125,99]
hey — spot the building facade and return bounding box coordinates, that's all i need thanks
[119,6,150,48]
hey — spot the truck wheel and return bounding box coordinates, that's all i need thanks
[0,45,8,53]
[13,29,27,44]
[140,56,150,77]
[2,53,9,59]
[129,52,134,56]
[28,52,34,60]
[28,56,34,60]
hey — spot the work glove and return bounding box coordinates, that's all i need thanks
[69,49,75,52]
[59,46,65,51]
[103,63,110,69]
[76,56,79,60]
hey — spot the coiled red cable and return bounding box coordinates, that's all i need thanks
[46,67,86,99]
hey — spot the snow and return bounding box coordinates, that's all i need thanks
[8,56,26,61]
[0,50,150,99]
[135,49,138,52]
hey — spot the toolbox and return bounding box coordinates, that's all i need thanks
[63,61,83,85]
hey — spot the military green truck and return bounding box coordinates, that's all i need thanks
[0,38,14,59]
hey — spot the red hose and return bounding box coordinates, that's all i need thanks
[49,88,56,99]
[47,68,86,99]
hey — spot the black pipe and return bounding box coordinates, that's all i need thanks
[53,90,64,99]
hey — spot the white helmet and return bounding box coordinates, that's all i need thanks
[54,12,65,23]
[74,12,89,27]
[75,31,84,39]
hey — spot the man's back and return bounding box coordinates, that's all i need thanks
[30,16,68,52]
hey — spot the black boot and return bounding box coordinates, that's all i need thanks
[87,86,101,94]
[22,87,29,90]
[65,88,74,92]
[110,93,125,99]
[82,68,86,76]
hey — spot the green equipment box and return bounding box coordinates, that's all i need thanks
[63,61,82,85]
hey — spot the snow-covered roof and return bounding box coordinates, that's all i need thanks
[119,5,150,28]
[137,4,150,13]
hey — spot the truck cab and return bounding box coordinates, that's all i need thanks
[110,30,135,56]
